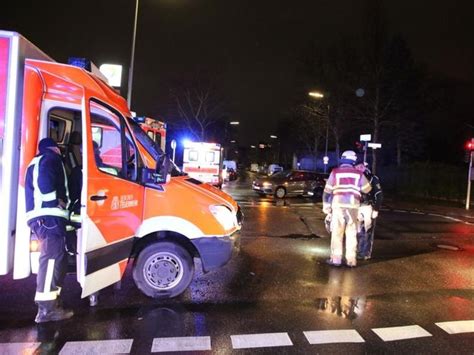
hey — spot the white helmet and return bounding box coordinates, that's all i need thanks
[340,150,357,164]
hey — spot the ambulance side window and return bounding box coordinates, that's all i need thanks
[205,152,215,163]
[89,101,138,181]
[189,150,198,162]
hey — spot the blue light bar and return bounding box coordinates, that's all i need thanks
[68,57,92,71]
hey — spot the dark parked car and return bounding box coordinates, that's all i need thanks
[227,168,237,181]
[252,170,328,199]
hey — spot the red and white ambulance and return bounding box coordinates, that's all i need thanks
[182,141,223,188]
[135,116,166,152]
[0,31,242,300]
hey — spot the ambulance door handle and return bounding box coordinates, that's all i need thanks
[90,195,108,201]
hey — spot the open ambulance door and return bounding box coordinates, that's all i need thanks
[78,96,144,298]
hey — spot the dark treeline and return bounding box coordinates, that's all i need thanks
[280,0,473,173]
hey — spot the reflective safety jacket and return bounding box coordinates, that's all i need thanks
[25,149,70,224]
[323,164,372,210]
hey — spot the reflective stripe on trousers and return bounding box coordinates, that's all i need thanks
[32,217,68,302]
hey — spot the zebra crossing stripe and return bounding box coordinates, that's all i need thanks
[231,332,293,349]
[372,325,432,341]
[0,342,40,355]
[58,339,133,354]
[151,336,211,352]
[436,320,474,334]
[304,329,365,344]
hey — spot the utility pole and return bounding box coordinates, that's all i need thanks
[127,0,140,108]
[466,140,474,210]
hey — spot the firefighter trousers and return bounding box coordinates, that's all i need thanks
[329,207,358,264]
[357,204,374,258]
[30,216,68,302]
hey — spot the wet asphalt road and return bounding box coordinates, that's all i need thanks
[1,173,474,354]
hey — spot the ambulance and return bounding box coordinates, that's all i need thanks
[0,31,242,300]
[135,116,166,152]
[182,141,223,188]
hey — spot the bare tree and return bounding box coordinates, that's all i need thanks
[170,70,225,141]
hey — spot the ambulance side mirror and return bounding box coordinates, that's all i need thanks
[154,153,172,184]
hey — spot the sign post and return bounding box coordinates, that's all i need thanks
[466,138,474,210]
[323,156,329,172]
[360,134,371,164]
[171,139,177,162]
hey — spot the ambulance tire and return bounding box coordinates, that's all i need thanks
[133,241,194,299]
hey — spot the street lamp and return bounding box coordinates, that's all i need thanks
[270,135,279,162]
[308,92,324,98]
[229,121,240,125]
[308,91,330,173]
[127,0,140,108]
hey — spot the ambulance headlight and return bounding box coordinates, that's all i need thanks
[209,205,235,231]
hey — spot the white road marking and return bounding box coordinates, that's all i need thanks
[372,325,432,341]
[231,332,293,349]
[0,342,40,355]
[151,336,211,352]
[304,329,365,344]
[59,339,133,354]
[436,320,474,334]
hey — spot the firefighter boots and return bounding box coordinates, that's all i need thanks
[35,300,74,323]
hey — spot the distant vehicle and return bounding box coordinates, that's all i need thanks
[134,116,166,152]
[268,164,283,175]
[223,160,237,171]
[183,141,223,187]
[252,170,328,199]
[227,168,237,181]
[250,163,259,172]
[222,160,237,182]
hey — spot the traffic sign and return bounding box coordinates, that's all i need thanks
[368,143,382,149]
[360,134,371,142]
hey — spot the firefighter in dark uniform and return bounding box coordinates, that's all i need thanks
[355,162,383,260]
[25,138,74,323]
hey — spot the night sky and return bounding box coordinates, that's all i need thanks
[2,0,473,145]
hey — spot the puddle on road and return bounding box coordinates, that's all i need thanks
[315,296,366,320]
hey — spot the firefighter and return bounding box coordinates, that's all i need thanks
[355,162,383,260]
[322,150,372,267]
[25,138,74,323]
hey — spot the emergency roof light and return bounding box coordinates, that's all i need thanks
[134,116,146,123]
[68,57,91,71]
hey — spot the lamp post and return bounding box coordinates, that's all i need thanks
[127,0,140,108]
[270,135,280,163]
[308,91,330,172]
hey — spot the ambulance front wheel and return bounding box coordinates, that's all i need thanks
[133,241,194,299]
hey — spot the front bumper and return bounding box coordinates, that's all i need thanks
[191,231,241,272]
[253,183,273,194]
